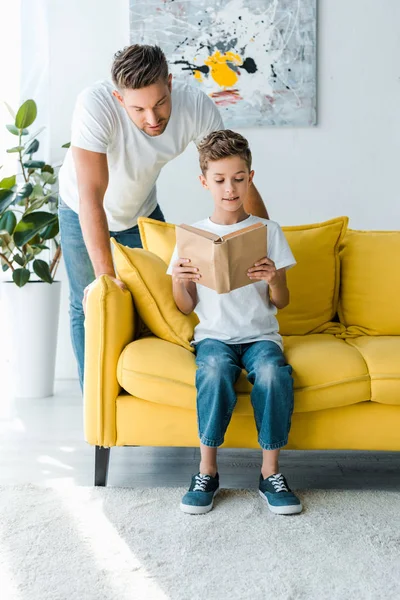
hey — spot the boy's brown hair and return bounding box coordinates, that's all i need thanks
[111,44,169,90]
[198,129,252,174]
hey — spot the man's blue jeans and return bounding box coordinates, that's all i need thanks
[58,199,165,391]
[195,339,294,450]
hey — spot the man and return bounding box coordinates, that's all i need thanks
[58,44,269,390]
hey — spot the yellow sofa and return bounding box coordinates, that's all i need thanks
[84,217,400,486]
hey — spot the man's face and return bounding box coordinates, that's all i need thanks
[200,156,254,214]
[113,75,172,136]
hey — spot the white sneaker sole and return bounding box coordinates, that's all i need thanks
[180,488,220,515]
[259,490,303,515]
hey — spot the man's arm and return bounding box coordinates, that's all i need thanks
[244,184,269,219]
[72,147,115,278]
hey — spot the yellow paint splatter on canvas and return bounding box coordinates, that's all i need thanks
[204,50,243,87]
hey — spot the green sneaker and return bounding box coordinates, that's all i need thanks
[259,473,302,515]
[180,472,219,515]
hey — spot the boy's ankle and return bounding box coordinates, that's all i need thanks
[261,468,279,480]
[199,464,218,478]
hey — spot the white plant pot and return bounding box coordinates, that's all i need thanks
[1,280,61,398]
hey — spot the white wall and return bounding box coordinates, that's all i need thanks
[19,0,400,379]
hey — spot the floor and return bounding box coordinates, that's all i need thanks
[1,380,400,490]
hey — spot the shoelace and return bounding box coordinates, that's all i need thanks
[193,474,211,492]
[269,473,289,493]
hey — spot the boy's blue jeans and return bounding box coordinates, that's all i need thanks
[195,339,294,450]
[58,198,165,391]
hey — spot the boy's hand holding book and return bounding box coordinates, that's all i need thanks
[171,258,201,285]
[247,257,279,286]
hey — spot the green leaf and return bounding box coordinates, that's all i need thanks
[30,183,44,199]
[6,146,24,153]
[32,172,42,185]
[13,254,25,266]
[27,244,42,256]
[41,165,54,174]
[0,189,15,212]
[25,126,45,144]
[62,142,71,148]
[13,211,58,247]
[28,234,41,245]
[2,263,10,272]
[31,243,49,251]
[0,211,17,235]
[15,100,37,129]
[24,197,47,215]
[33,259,53,283]
[3,101,16,119]
[40,172,57,185]
[0,175,16,189]
[0,230,12,246]
[41,220,59,240]
[15,182,33,201]
[6,124,29,136]
[13,268,30,287]
[24,139,39,155]
[23,160,45,169]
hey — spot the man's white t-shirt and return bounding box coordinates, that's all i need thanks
[167,215,296,350]
[58,80,224,231]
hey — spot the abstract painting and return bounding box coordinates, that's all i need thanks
[130,0,317,127]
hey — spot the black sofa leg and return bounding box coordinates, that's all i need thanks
[95,446,110,486]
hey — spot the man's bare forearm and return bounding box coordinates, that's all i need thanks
[79,196,115,278]
[245,184,269,219]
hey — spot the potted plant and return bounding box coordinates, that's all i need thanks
[0,99,65,398]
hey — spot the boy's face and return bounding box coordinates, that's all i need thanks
[200,156,254,213]
[112,75,172,137]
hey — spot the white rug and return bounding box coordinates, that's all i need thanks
[1,484,399,600]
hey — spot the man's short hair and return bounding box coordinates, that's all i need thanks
[198,130,252,174]
[111,44,169,90]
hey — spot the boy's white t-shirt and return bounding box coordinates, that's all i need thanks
[58,80,224,231]
[167,215,296,350]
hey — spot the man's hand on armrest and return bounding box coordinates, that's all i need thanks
[72,147,127,313]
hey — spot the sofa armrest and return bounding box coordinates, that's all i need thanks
[84,275,136,446]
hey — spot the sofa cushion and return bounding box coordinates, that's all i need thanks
[138,217,176,266]
[117,334,370,414]
[345,337,400,406]
[138,216,348,336]
[111,239,198,352]
[339,229,400,336]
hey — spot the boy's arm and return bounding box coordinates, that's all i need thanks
[172,280,197,315]
[170,258,199,315]
[247,260,290,309]
[269,268,290,309]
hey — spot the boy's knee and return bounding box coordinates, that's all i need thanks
[197,356,234,383]
[253,362,291,385]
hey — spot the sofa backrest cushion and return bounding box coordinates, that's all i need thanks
[138,216,348,336]
[339,229,400,336]
[112,239,198,352]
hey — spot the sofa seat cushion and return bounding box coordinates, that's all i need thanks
[117,334,370,414]
[346,337,400,406]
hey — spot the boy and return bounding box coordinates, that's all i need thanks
[167,130,302,516]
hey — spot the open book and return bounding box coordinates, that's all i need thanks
[175,222,267,294]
